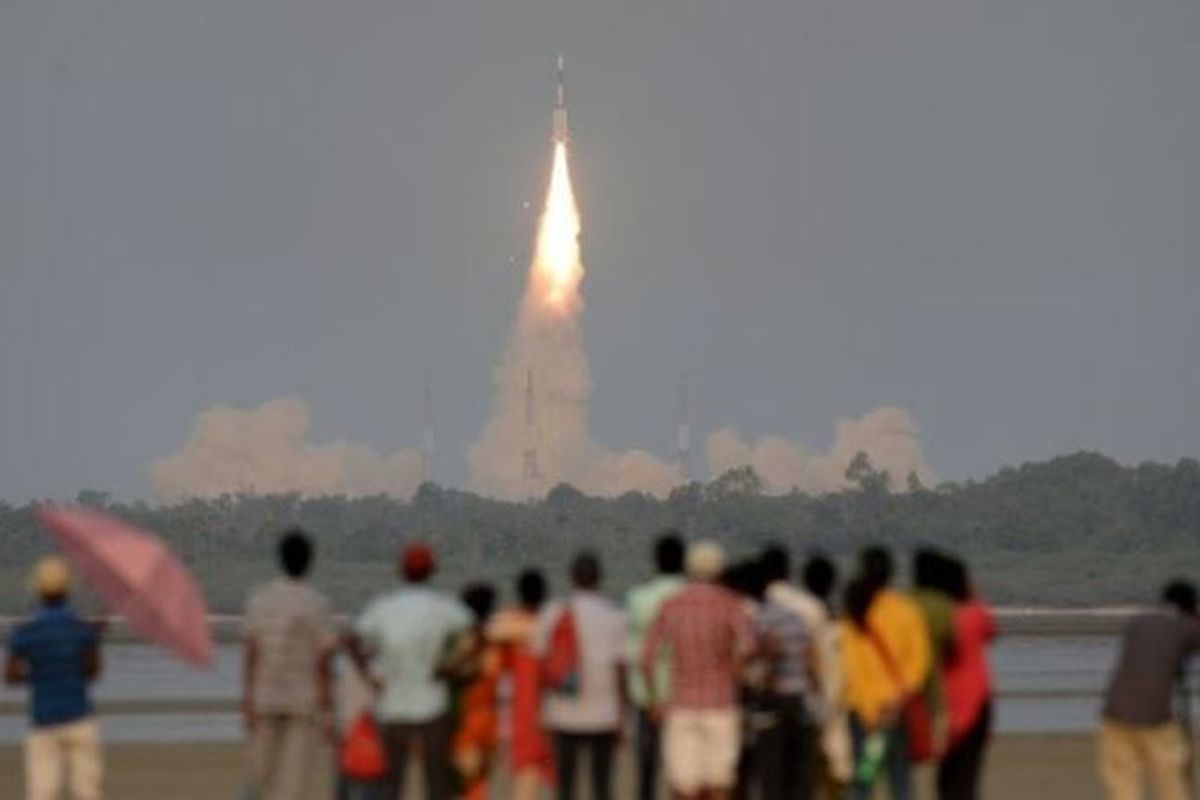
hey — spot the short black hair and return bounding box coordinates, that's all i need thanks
[278,529,313,578]
[517,569,547,611]
[1162,580,1198,615]
[722,559,766,602]
[803,554,837,602]
[944,557,971,602]
[571,551,602,590]
[844,576,880,629]
[860,546,893,588]
[461,582,497,623]
[655,532,686,575]
[760,544,790,584]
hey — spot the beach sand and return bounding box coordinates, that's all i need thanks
[0,733,1108,799]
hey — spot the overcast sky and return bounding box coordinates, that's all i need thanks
[2,0,1197,502]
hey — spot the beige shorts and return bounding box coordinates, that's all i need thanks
[662,708,741,794]
[25,718,102,800]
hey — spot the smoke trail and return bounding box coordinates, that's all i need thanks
[468,143,679,499]
[149,396,424,502]
[706,407,935,493]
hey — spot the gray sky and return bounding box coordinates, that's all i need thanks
[2,0,1198,502]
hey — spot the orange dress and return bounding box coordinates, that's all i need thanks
[453,644,503,800]
[490,609,555,784]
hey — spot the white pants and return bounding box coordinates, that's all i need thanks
[25,718,103,800]
[663,708,741,795]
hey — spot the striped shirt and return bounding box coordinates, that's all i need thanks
[244,578,338,715]
[755,599,814,698]
[642,582,753,710]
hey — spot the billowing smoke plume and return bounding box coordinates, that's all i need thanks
[150,396,424,502]
[706,407,936,494]
[468,143,679,499]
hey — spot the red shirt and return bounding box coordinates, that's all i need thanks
[943,600,996,746]
[642,582,753,711]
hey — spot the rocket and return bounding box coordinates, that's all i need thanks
[553,54,569,144]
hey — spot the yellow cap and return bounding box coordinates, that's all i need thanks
[687,540,726,580]
[30,556,71,597]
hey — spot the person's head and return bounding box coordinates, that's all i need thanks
[844,576,880,629]
[944,557,971,603]
[461,582,497,625]
[913,548,951,592]
[654,531,686,576]
[517,569,547,611]
[571,551,602,591]
[30,556,70,606]
[278,528,314,579]
[400,542,436,583]
[859,546,894,589]
[759,544,791,584]
[803,554,837,603]
[687,540,726,583]
[1162,580,1198,616]
[723,558,766,602]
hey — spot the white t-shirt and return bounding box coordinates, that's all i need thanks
[534,591,628,733]
[355,586,471,723]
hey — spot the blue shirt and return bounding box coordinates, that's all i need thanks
[8,605,99,727]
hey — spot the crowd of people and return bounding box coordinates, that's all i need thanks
[4,528,1200,800]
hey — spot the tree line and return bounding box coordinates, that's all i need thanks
[1,450,1198,612]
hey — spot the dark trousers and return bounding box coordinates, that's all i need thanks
[850,715,912,800]
[554,730,617,800]
[756,693,816,800]
[380,715,454,800]
[937,701,992,800]
[636,709,661,800]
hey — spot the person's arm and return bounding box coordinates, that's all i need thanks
[83,645,102,683]
[316,646,336,741]
[242,637,259,732]
[4,652,26,686]
[640,609,666,719]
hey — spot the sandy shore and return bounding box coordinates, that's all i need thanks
[0,733,1108,799]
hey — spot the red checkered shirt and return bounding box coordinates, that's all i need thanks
[641,582,754,710]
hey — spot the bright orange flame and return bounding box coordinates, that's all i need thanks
[531,142,583,314]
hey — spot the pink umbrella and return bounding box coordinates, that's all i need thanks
[36,504,214,669]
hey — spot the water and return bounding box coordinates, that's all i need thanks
[0,637,1123,743]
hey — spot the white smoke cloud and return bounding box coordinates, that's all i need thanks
[705,406,936,494]
[149,396,424,502]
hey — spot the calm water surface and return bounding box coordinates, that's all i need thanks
[0,636,1124,743]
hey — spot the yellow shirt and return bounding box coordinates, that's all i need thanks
[839,589,931,728]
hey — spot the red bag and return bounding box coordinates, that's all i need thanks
[541,604,581,696]
[339,712,388,781]
[866,629,936,763]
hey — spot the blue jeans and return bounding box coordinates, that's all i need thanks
[849,715,911,800]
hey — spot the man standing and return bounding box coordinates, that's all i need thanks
[627,532,687,800]
[802,554,852,799]
[5,557,104,800]
[535,551,628,800]
[643,541,754,800]
[1099,580,1200,800]
[349,542,471,800]
[243,529,339,800]
[757,545,822,800]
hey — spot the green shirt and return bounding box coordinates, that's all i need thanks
[911,588,955,710]
[625,575,686,707]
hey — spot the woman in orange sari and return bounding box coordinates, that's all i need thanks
[489,570,555,800]
[453,584,503,800]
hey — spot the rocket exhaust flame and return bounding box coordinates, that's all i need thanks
[532,143,583,315]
